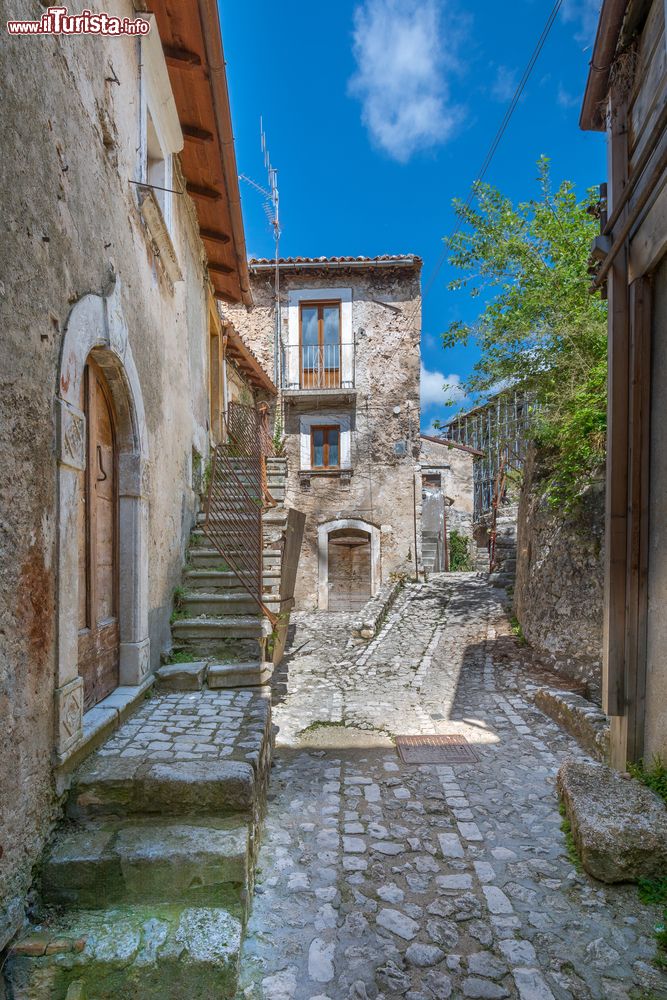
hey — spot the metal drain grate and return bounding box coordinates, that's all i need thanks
[395,734,479,764]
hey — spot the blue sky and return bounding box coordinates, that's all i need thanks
[220,0,606,431]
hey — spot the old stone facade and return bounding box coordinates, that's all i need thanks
[514,449,605,697]
[419,435,475,571]
[225,257,422,609]
[581,0,667,764]
[0,1,262,951]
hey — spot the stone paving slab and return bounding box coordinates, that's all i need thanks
[237,575,667,1000]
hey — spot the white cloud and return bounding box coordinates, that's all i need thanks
[348,0,464,162]
[491,65,517,103]
[556,83,580,109]
[421,364,467,408]
[561,0,601,43]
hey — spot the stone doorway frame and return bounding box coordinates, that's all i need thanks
[55,280,150,759]
[317,518,381,610]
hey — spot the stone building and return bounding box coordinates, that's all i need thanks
[581,0,667,765]
[0,0,273,951]
[225,256,422,610]
[419,435,476,572]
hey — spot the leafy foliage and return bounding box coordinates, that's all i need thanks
[441,158,607,506]
[448,529,473,571]
[628,756,667,806]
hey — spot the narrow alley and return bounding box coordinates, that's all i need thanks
[239,575,663,1000]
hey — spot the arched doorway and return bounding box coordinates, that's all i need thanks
[55,283,150,759]
[328,528,372,611]
[317,518,381,611]
[77,357,119,710]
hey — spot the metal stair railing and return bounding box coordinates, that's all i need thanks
[227,401,276,509]
[203,403,279,625]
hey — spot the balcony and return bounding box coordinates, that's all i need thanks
[281,343,356,402]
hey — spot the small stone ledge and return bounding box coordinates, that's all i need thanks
[352,579,403,639]
[558,759,667,883]
[155,661,207,691]
[55,676,154,779]
[531,685,609,761]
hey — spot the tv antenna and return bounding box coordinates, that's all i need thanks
[239,117,283,393]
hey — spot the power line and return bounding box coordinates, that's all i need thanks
[415,0,565,319]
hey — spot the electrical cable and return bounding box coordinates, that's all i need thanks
[414,0,565,323]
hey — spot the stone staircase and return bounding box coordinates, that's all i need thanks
[422,530,443,573]
[165,456,289,689]
[5,687,272,999]
[3,457,294,999]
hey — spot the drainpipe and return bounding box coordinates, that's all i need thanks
[221,330,229,437]
[413,467,420,582]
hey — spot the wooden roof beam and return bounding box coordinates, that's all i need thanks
[208,261,234,275]
[182,124,214,144]
[187,182,222,201]
[201,228,231,245]
[163,44,202,68]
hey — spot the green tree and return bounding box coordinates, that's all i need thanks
[441,157,607,506]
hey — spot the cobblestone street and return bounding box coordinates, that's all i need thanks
[239,575,665,1000]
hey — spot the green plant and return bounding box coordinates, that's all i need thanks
[169,609,188,624]
[510,615,527,645]
[202,459,212,493]
[558,802,582,870]
[439,157,607,509]
[638,879,667,907]
[628,756,667,805]
[172,585,187,612]
[272,410,286,457]
[167,649,198,664]
[449,529,473,571]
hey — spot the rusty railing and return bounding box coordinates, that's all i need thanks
[203,402,278,624]
[227,401,276,509]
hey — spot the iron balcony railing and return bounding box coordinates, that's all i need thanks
[282,342,355,391]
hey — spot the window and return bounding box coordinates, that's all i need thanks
[300,302,341,388]
[311,425,340,469]
[145,109,173,229]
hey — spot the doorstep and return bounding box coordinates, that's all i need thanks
[55,676,155,783]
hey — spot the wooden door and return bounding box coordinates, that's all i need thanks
[78,358,119,710]
[328,531,372,611]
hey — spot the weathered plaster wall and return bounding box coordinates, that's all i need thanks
[514,449,604,697]
[0,3,210,948]
[225,265,421,608]
[420,437,474,539]
[645,253,667,761]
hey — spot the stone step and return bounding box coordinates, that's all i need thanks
[68,757,258,821]
[6,904,242,999]
[180,592,260,617]
[208,661,273,688]
[171,616,266,642]
[41,817,251,915]
[188,548,280,569]
[184,569,280,592]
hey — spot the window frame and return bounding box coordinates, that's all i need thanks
[299,300,342,388]
[310,424,341,470]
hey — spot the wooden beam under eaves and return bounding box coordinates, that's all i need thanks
[201,228,231,245]
[214,289,240,304]
[208,261,234,275]
[163,45,202,68]
[182,125,214,144]
[187,182,221,201]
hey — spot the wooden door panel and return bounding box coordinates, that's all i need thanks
[328,536,372,611]
[78,360,119,711]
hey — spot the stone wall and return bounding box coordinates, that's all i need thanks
[225,262,421,608]
[0,4,212,948]
[514,449,604,697]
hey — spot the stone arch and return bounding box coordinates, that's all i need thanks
[55,279,150,759]
[317,518,381,610]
